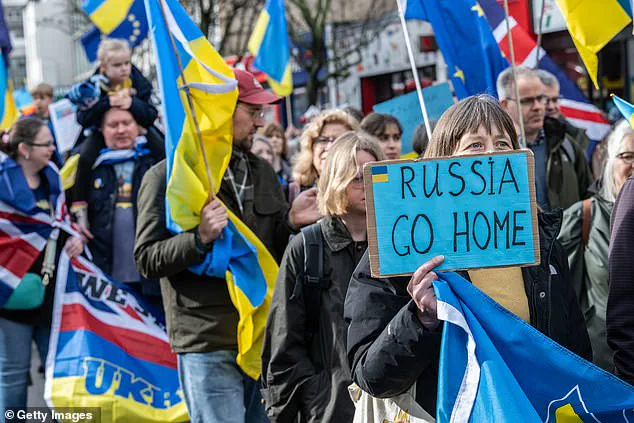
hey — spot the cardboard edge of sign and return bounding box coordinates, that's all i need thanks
[364,149,541,278]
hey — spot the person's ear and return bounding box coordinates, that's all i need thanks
[499,99,509,111]
[17,142,30,160]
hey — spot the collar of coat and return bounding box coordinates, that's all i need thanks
[319,216,365,252]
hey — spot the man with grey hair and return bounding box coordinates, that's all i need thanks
[498,66,592,211]
[537,69,591,157]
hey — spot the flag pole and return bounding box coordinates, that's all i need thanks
[503,0,526,148]
[156,0,216,200]
[285,95,293,128]
[395,0,432,141]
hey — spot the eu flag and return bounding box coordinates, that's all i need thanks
[248,0,293,96]
[404,0,508,99]
[434,272,634,421]
[145,0,279,380]
[82,0,148,50]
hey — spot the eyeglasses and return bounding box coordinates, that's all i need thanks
[507,95,548,107]
[312,136,338,147]
[616,151,634,164]
[350,174,364,187]
[27,140,54,148]
[238,103,264,120]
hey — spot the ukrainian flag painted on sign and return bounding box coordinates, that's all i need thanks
[613,94,634,128]
[0,56,17,130]
[434,272,634,422]
[145,0,277,379]
[248,0,293,96]
[555,0,632,89]
[82,0,148,49]
[372,165,388,183]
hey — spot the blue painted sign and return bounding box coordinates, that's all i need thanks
[365,150,540,276]
[372,82,454,154]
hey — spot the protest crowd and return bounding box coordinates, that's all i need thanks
[1,0,634,422]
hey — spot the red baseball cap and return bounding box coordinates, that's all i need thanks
[234,68,282,105]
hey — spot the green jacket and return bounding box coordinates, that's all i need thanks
[134,156,292,353]
[558,191,613,370]
[544,117,593,210]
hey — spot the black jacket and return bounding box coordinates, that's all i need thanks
[344,210,592,417]
[87,153,155,275]
[261,217,367,423]
[607,176,634,384]
[76,65,158,129]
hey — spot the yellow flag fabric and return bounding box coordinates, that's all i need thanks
[0,80,18,130]
[147,0,278,380]
[555,0,631,89]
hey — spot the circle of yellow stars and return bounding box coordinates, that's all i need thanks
[127,14,142,44]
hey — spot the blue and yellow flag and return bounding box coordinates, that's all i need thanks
[613,94,634,128]
[435,272,634,421]
[0,58,18,130]
[82,0,148,51]
[145,0,278,379]
[555,0,632,89]
[248,0,293,97]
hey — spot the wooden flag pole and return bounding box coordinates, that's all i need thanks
[395,0,432,141]
[503,0,527,148]
[156,0,216,200]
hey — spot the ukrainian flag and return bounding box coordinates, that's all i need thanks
[372,165,389,183]
[82,0,148,49]
[145,0,277,380]
[0,56,17,130]
[555,0,632,89]
[247,0,293,97]
[613,94,634,127]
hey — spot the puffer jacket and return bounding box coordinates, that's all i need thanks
[261,217,367,423]
[559,188,613,370]
[344,209,592,418]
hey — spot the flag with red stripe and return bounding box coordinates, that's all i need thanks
[480,0,611,145]
[45,253,189,422]
[0,158,69,306]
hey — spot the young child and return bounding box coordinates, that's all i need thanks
[70,38,162,231]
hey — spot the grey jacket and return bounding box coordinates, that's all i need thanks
[261,217,367,423]
[559,191,613,371]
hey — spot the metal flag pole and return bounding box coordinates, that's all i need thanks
[156,0,216,200]
[395,0,432,141]
[503,0,526,148]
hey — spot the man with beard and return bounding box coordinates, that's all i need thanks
[498,67,592,211]
[134,69,320,423]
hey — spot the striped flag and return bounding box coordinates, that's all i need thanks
[480,0,611,144]
[0,160,70,306]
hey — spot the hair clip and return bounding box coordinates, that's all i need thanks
[1,132,9,143]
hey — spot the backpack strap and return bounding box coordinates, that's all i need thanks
[581,198,592,248]
[301,223,330,344]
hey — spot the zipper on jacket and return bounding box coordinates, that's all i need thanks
[544,217,560,336]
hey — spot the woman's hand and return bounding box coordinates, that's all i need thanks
[407,255,444,330]
[64,236,84,258]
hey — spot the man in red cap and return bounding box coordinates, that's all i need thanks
[134,69,320,423]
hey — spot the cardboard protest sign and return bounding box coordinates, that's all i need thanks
[373,83,454,154]
[365,150,539,277]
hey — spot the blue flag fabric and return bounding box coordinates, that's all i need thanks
[0,2,12,65]
[80,26,102,63]
[404,0,508,99]
[434,272,634,421]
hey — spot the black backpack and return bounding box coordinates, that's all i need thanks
[300,223,331,344]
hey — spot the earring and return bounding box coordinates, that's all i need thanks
[25,154,30,160]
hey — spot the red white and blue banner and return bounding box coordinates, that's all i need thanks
[45,253,189,422]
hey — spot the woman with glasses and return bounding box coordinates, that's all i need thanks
[361,113,403,160]
[344,95,590,420]
[558,119,634,371]
[0,117,84,412]
[290,109,359,201]
[262,132,384,423]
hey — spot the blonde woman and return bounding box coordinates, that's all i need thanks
[262,132,384,423]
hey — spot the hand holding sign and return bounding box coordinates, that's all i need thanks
[408,255,444,330]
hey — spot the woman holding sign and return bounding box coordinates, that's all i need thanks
[344,95,591,419]
[262,132,384,423]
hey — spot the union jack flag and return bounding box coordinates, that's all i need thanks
[0,158,72,306]
[480,0,611,145]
